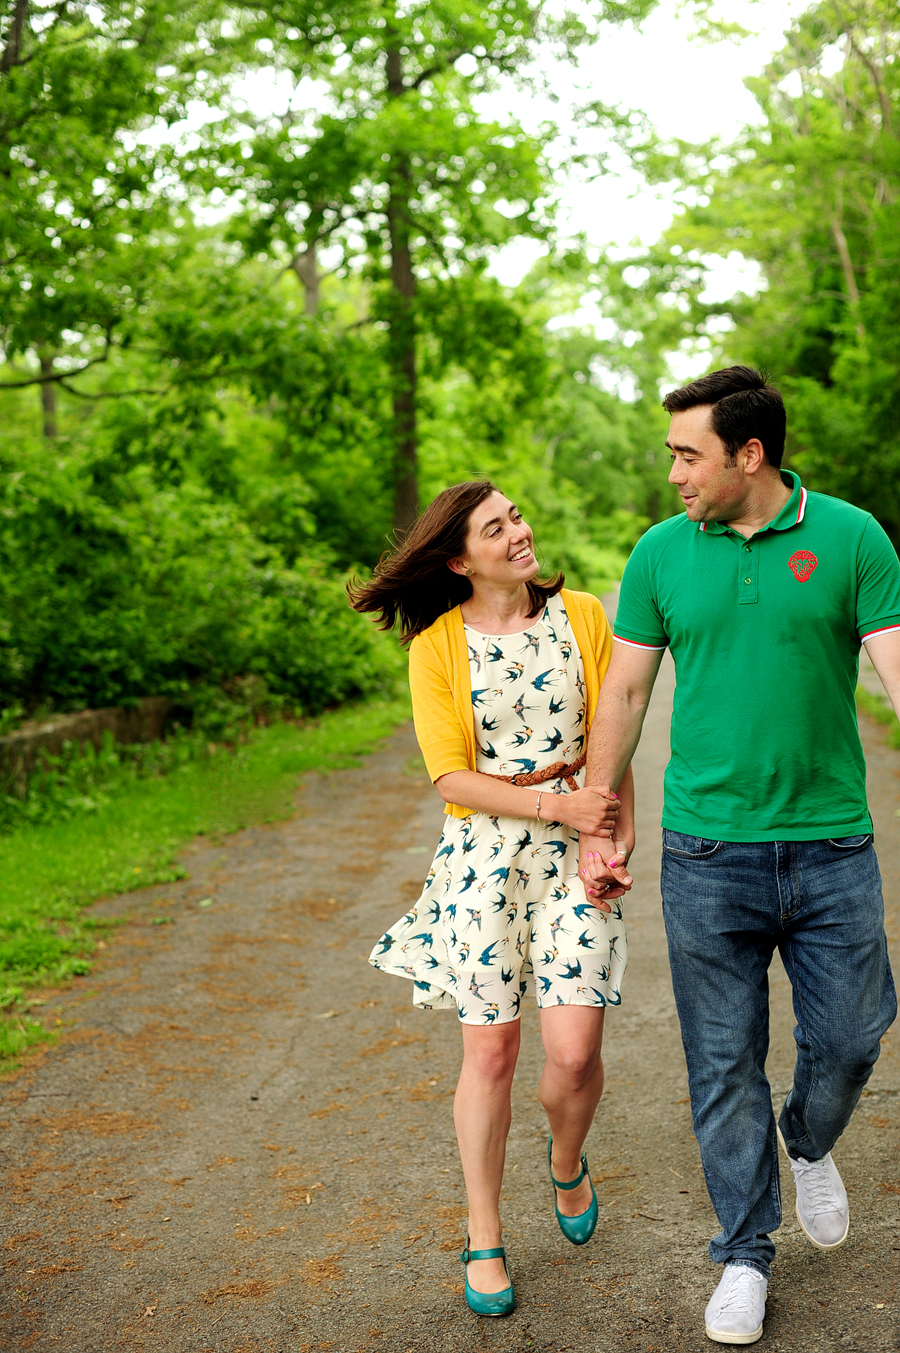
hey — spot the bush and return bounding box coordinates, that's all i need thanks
[0,439,402,719]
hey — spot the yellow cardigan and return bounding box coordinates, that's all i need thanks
[408,588,614,818]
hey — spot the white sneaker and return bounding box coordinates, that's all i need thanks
[704,1264,767,1345]
[777,1130,849,1249]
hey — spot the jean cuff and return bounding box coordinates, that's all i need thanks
[724,1258,771,1280]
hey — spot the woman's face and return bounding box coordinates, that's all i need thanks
[451,491,539,588]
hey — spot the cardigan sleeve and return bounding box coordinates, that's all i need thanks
[408,632,472,783]
[592,595,614,683]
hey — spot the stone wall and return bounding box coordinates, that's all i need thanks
[0,697,172,776]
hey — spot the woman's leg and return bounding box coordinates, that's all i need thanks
[539,1005,605,1216]
[454,1019,521,1293]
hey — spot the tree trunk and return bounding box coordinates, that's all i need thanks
[829,175,865,342]
[385,46,418,535]
[291,242,320,315]
[40,355,57,437]
[0,0,29,74]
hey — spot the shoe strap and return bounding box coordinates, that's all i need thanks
[460,1245,506,1264]
[549,1149,589,1191]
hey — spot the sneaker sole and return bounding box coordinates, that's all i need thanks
[776,1127,850,1250]
[705,1321,763,1345]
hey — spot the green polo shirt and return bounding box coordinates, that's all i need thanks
[614,472,900,841]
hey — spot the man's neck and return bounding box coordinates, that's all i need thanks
[724,471,792,538]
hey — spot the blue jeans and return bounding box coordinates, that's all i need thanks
[661,832,896,1278]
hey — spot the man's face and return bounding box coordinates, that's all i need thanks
[666,405,745,522]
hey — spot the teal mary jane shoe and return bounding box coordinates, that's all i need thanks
[459,1240,515,1317]
[547,1137,599,1246]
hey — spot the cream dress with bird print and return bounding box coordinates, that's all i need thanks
[370,593,628,1025]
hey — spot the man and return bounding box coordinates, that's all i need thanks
[580,366,900,1345]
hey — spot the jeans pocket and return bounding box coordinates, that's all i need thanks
[826,834,873,852]
[661,830,722,859]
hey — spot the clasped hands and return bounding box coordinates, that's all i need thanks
[570,785,634,915]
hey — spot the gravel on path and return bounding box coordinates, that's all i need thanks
[1,658,898,1353]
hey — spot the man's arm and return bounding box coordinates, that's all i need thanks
[864,630,900,718]
[579,642,665,904]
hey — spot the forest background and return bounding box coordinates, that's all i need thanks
[3,0,899,734]
[1,0,900,1031]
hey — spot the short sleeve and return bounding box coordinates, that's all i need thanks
[856,516,900,642]
[408,633,471,782]
[612,534,669,650]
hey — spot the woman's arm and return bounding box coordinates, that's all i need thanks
[434,770,620,834]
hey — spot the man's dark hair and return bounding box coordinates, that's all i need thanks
[662,366,786,468]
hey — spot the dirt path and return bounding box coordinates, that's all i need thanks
[1,657,898,1353]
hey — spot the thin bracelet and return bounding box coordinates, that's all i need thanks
[535,790,543,821]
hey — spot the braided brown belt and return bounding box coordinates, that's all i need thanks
[485,753,586,792]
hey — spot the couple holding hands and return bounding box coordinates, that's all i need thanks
[350,367,900,1345]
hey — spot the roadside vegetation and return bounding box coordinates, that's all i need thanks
[0,693,409,1067]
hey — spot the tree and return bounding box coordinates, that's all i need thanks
[196,0,657,531]
[0,0,237,431]
[594,0,900,540]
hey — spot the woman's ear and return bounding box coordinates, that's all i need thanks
[447,558,470,577]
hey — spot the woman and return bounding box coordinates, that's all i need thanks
[349,481,634,1317]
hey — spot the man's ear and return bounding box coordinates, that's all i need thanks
[742,438,767,474]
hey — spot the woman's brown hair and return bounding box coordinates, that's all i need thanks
[348,480,563,646]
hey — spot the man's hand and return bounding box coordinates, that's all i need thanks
[579,832,634,913]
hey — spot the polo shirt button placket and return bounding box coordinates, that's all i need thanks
[739,539,759,605]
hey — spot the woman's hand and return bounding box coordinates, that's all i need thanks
[578,832,634,912]
[551,786,620,835]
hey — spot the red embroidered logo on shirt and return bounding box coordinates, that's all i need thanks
[788,550,818,582]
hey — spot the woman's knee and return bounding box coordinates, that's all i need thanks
[461,1023,520,1083]
[544,1039,603,1088]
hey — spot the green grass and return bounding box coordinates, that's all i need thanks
[856,684,900,749]
[0,693,410,1066]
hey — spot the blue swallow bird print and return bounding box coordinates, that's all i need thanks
[368,592,626,1025]
[512,693,535,722]
[511,830,532,856]
[539,727,565,752]
[478,941,503,967]
[549,914,568,941]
